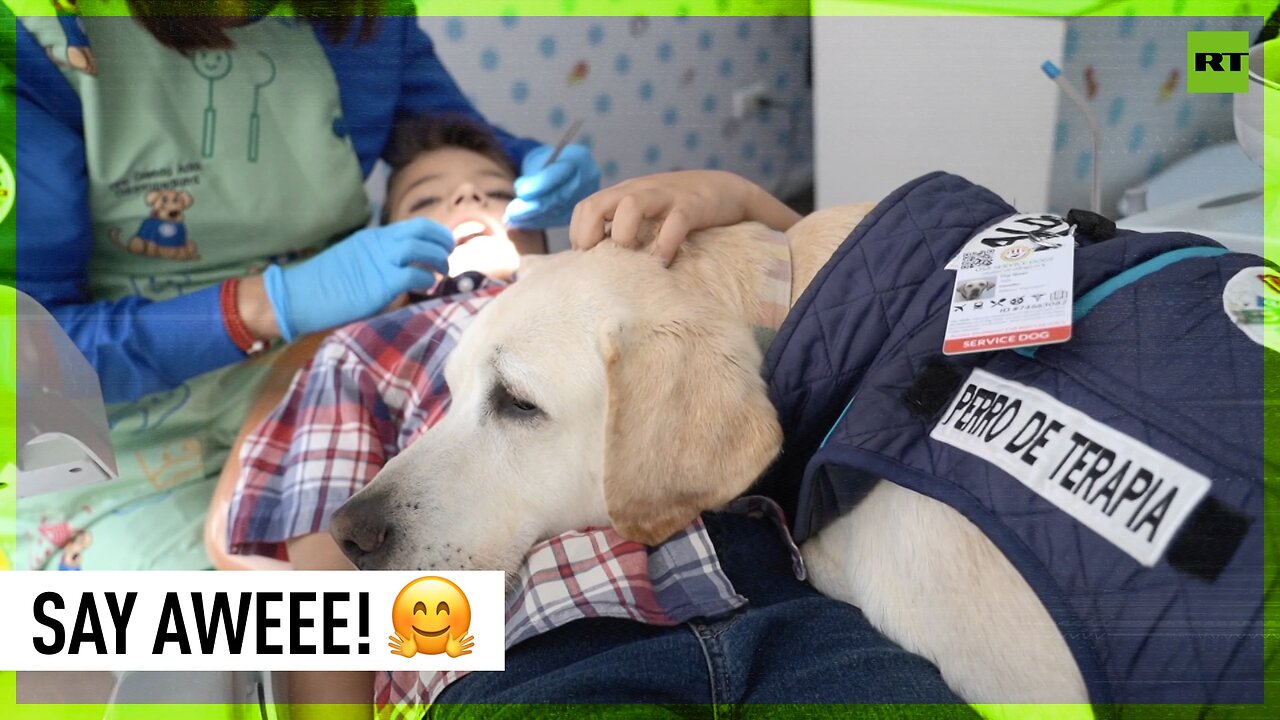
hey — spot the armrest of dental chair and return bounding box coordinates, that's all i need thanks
[8,287,119,497]
[204,333,327,572]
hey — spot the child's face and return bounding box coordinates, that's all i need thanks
[386,147,544,280]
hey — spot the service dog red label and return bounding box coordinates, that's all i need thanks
[943,214,1075,355]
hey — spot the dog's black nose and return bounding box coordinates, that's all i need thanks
[329,501,390,566]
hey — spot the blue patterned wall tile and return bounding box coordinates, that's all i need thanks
[1176,100,1193,129]
[406,15,815,217]
[1107,96,1126,127]
[1046,16,1250,216]
[1118,13,1136,39]
[445,18,465,41]
[1075,150,1092,181]
[1127,124,1146,153]
[1139,40,1157,70]
[1147,152,1166,176]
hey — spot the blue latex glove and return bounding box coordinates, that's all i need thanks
[262,217,454,341]
[503,143,601,230]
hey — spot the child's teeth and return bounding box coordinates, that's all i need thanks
[452,221,488,240]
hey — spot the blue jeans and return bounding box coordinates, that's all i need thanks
[433,513,976,716]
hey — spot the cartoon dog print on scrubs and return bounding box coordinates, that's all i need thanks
[110,190,200,260]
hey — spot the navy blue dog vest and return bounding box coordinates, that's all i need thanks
[758,172,1274,709]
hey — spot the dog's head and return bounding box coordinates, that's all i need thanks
[145,190,194,222]
[329,237,784,576]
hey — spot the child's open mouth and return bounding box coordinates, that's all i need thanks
[451,220,493,246]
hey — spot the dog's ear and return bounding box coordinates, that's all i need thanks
[597,310,783,546]
[144,190,161,207]
[179,192,194,209]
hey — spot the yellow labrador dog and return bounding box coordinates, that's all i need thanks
[330,205,1088,709]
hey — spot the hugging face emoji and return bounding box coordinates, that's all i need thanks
[389,576,474,658]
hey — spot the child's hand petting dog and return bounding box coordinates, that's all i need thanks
[570,170,799,266]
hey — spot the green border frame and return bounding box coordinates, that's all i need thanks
[1,1,1274,719]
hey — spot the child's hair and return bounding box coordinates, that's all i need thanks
[381,114,519,225]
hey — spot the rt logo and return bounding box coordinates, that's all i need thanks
[1187,31,1249,93]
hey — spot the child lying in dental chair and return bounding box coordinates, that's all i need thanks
[209,113,558,713]
[213,113,552,574]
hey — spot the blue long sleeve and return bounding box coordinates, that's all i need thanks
[9,19,244,406]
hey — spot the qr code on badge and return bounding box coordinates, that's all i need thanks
[960,250,994,269]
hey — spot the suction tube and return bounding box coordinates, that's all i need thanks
[1043,60,1101,215]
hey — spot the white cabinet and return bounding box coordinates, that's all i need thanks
[812,5,1069,210]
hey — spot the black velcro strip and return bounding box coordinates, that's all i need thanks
[1165,496,1253,583]
[1066,208,1117,242]
[903,359,964,420]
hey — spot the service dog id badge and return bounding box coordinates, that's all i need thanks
[943,214,1075,355]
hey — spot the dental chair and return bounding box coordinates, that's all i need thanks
[6,286,289,717]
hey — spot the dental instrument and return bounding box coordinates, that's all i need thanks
[545,118,585,166]
[1042,60,1101,215]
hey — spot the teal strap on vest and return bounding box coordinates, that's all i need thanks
[1014,246,1230,359]
[821,394,858,448]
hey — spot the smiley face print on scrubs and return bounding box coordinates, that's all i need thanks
[388,576,475,658]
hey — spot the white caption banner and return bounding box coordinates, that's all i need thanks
[0,571,505,672]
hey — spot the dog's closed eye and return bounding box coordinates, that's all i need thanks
[491,383,543,420]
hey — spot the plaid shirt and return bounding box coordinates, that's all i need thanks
[228,277,804,713]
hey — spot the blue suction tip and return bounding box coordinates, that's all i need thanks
[1041,60,1061,79]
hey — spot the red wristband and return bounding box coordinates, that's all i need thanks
[220,278,267,357]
